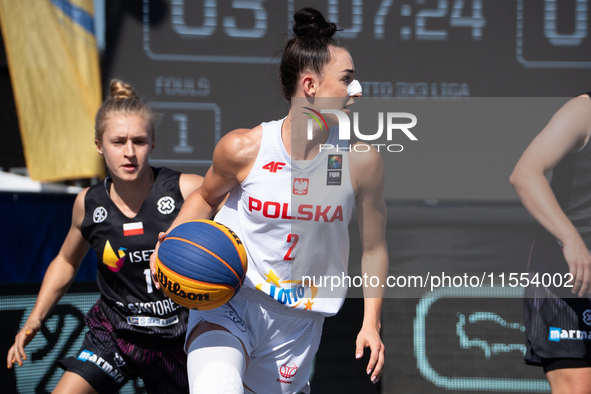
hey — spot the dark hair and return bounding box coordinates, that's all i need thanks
[94,79,155,141]
[279,8,345,101]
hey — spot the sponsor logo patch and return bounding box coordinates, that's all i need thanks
[277,362,298,384]
[549,326,591,342]
[327,170,341,185]
[102,241,126,272]
[126,316,179,327]
[262,161,286,173]
[157,196,175,214]
[584,309,591,326]
[93,207,107,223]
[76,349,125,382]
[328,154,342,169]
[114,352,126,368]
[157,267,210,303]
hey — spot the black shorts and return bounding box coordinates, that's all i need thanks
[542,357,591,373]
[524,238,591,365]
[58,303,188,394]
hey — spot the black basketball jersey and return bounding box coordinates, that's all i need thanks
[545,94,591,244]
[81,167,188,344]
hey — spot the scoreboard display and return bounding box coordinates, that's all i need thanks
[106,0,591,190]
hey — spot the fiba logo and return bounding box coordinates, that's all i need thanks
[93,207,107,223]
[279,362,298,379]
[157,196,175,214]
[583,309,591,326]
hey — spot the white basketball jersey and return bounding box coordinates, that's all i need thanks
[214,118,355,316]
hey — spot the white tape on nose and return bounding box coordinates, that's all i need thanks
[347,80,362,96]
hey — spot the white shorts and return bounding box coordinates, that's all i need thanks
[185,287,325,394]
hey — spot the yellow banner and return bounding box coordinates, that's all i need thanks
[0,0,104,181]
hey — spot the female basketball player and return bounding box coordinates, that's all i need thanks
[151,8,388,394]
[511,94,591,393]
[7,80,203,394]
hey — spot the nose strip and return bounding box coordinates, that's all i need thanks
[347,80,362,96]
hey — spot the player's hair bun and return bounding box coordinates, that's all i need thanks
[293,8,338,39]
[109,79,138,100]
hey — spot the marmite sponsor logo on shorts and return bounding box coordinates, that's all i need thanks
[583,309,591,326]
[277,362,298,384]
[77,350,125,383]
[549,326,591,342]
[157,267,210,302]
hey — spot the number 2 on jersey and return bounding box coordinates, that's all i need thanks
[284,234,299,261]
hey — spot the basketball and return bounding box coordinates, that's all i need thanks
[155,220,247,310]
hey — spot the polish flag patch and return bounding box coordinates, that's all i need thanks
[123,222,144,236]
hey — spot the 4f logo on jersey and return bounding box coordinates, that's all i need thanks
[293,178,309,195]
[262,161,286,173]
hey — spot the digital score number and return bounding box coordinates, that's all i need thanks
[143,0,591,68]
[142,0,487,64]
[518,0,591,68]
[374,0,485,40]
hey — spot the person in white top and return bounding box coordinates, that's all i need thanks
[151,8,388,394]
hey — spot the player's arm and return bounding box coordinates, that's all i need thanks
[151,127,261,287]
[510,96,591,297]
[7,189,90,369]
[350,144,388,384]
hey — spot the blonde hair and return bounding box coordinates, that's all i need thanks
[94,79,155,141]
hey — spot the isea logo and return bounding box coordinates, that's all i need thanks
[102,241,126,272]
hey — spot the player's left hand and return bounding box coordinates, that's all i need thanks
[355,325,385,384]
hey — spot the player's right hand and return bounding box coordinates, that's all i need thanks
[7,319,41,369]
[563,239,591,297]
[150,232,168,290]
